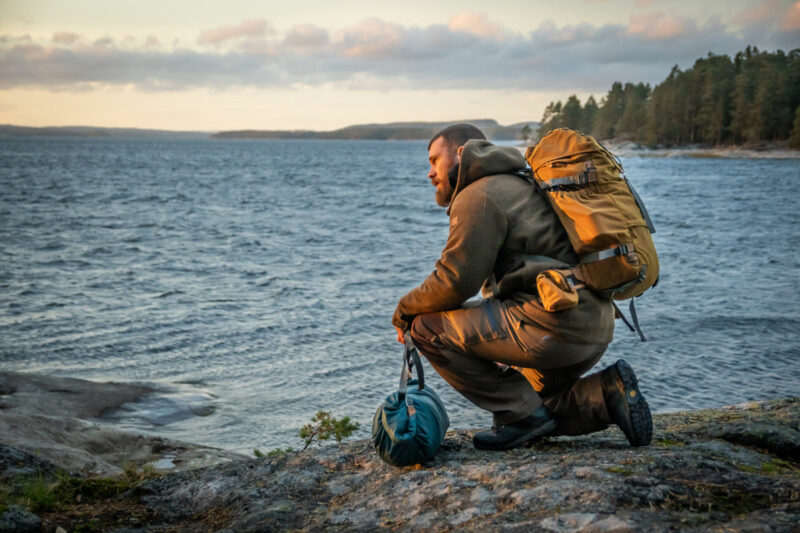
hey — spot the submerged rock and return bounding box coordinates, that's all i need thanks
[0,372,153,420]
[0,372,244,477]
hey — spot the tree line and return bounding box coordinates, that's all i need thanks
[535,46,800,148]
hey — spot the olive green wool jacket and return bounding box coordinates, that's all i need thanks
[392,140,614,345]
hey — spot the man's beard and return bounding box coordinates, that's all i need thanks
[435,163,459,207]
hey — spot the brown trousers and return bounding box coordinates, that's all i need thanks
[409,298,612,435]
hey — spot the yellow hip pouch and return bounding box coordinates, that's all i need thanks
[536,269,583,312]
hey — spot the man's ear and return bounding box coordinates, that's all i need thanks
[456,145,464,161]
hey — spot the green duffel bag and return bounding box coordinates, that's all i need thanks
[372,333,450,467]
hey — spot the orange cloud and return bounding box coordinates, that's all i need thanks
[782,1,800,30]
[198,19,271,45]
[448,11,506,39]
[335,18,404,58]
[732,0,779,25]
[627,12,690,39]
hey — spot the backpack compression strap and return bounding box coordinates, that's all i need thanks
[612,300,647,342]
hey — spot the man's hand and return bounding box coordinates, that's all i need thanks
[395,327,405,344]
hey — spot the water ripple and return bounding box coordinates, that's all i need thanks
[1,138,799,454]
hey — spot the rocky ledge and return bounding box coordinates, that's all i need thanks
[0,372,244,479]
[1,377,798,533]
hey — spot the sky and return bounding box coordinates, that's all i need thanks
[1,0,798,131]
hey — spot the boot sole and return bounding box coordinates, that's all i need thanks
[615,359,652,447]
[473,419,558,451]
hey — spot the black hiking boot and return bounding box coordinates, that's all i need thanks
[601,359,652,447]
[473,406,557,451]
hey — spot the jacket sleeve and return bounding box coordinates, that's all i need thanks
[392,189,507,330]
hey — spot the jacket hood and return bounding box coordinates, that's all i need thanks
[449,140,527,212]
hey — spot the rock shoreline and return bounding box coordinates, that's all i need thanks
[517,141,800,159]
[1,372,798,532]
[603,140,800,160]
[580,141,800,159]
[0,372,244,478]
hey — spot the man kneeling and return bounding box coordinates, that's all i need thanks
[392,124,652,450]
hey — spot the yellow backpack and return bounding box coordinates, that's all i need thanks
[524,128,659,338]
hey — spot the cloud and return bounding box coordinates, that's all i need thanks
[93,36,114,47]
[448,12,506,40]
[782,1,800,30]
[627,12,692,39]
[0,11,795,94]
[52,32,80,45]
[732,0,780,25]
[0,41,282,90]
[334,18,406,58]
[285,24,328,47]
[198,19,271,45]
[729,0,799,49]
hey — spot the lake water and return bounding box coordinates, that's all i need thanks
[1,138,798,454]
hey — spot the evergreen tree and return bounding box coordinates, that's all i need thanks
[696,53,735,145]
[580,95,598,134]
[616,83,651,140]
[729,57,757,142]
[561,95,583,130]
[788,49,800,112]
[538,100,563,137]
[789,105,800,149]
[646,66,685,145]
[540,45,799,146]
[752,69,782,141]
[520,124,533,142]
[593,82,625,139]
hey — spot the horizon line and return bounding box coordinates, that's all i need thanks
[0,118,541,135]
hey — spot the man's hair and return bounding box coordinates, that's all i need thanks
[428,123,487,150]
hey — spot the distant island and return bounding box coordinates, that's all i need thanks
[211,119,538,141]
[0,125,211,140]
[0,120,539,142]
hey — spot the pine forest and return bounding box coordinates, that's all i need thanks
[536,46,800,148]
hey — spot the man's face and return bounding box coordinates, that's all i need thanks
[427,136,459,207]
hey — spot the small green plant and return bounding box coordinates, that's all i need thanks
[604,466,634,476]
[656,437,685,447]
[738,458,796,474]
[267,447,294,457]
[299,411,360,450]
[760,458,794,473]
[21,474,57,512]
[121,463,158,483]
[0,463,161,517]
[253,448,266,458]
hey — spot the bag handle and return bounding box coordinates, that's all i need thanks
[398,331,425,395]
